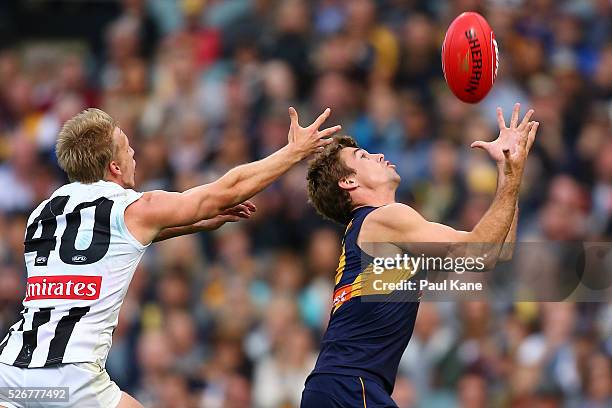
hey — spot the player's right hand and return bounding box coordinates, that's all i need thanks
[287,107,341,159]
[500,119,539,180]
[471,103,539,180]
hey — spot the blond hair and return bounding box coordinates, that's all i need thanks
[56,108,117,183]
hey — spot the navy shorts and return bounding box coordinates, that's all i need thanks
[301,373,398,408]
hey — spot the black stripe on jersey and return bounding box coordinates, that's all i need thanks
[13,307,52,367]
[0,308,27,356]
[0,330,13,357]
[45,306,90,366]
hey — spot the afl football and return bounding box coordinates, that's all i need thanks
[442,12,499,103]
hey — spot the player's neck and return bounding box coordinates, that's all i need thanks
[352,188,396,208]
[103,175,127,189]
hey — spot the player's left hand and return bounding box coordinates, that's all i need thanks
[197,201,257,230]
[471,103,536,164]
[287,107,341,159]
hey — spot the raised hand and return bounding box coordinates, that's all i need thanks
[471,103,538,165]
[472,103,539,180]
[287,107,341,159]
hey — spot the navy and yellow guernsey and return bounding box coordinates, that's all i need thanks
[308,206,420,395]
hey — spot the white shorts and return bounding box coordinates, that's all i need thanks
[0,362,121,408]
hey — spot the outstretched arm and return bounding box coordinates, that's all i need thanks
[126,108,341,245]
[365,104,538,263]
[470,103,531,261]
[366,171,519,255]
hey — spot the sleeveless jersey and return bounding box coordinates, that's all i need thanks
[0,180,148,368]
[308,206,420,394]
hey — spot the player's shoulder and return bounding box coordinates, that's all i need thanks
[126,189,164,209]
[366,203,419,227]
[359,203,410,242]
[359,203,418,242]
[123,189,170,221]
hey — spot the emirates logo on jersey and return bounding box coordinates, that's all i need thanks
[25,275,102,301]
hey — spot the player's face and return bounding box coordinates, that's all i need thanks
[112,128,136,189]
[339,147,400,190]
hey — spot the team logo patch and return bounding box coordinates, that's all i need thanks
[25,275,102,301]
[332,284,354,308]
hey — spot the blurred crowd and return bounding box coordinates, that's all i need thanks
[0,0,610,407]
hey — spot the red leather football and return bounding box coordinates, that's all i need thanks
[441,12,499,103]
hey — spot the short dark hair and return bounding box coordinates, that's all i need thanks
[307,135,358,225]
